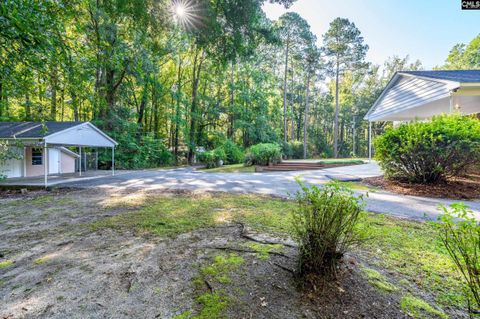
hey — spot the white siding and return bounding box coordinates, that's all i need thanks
[367,75,456,121]
[45,123,116,147]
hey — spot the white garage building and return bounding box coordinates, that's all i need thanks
[0,122,117,186]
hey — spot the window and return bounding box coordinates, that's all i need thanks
[32,148,43,166]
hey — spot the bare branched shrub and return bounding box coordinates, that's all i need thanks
[292,181,365,278]
[435,204,480,314]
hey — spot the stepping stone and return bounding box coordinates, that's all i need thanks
[325,174,361,182]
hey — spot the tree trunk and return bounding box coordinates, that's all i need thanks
[188,48,204,165]
[153,82,159,139]
[333,61,340,158]
[227,59,235,139]
[352,115,356,157]
[291,80,295,142]
[137,81,148,125]
[72,91,79,121]
[0,78,3,118]
[50,64,58,121]
[25,93,31,120]
[174,56,183,162]
[105,68,115,117]
[61,87,65,121]
[303,75,311,159]
[291,103,295,141]
[283,35,290,144]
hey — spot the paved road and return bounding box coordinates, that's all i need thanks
[60,163,480,221]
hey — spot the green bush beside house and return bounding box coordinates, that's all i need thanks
[374,114,480,183]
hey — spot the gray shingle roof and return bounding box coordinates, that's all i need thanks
[0,122,85,138]
[400,70,480,83]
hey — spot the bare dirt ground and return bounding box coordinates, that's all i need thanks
[0,188,416,318]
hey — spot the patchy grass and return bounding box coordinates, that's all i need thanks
[91,193,294,237]
[90,193,467,317]
[200,254,244,284]
[400,295,448,319]
[0,260,13,269]
[0,194,78,210]
[357,213,466,310]
[338,181,377,192]
[200,164,255,173]
[33,255,54,266]
[318,158,365,165]
[246,242,284,261]
[361,267,398,293]
[194,291,229,319]
[185,253,245,318]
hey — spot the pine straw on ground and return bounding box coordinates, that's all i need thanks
[363,172,480,200]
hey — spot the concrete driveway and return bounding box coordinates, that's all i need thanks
[54,163,480,221]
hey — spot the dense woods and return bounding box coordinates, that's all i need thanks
[1,0,479,168]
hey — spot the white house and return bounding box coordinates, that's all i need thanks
[0,122,118,185]
[365,70,480,159]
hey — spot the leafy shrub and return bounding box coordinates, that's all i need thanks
[375,115,480,183]
[434,203,480,313]
[137,135,174,168]
[96,120,173,169]
[198,148,226,168]
[219,140,244,164]
[0,141,23,179]
[204,131,227,149]
[281,141,304,159]
[292,181,365,278]
[244,143,282,166]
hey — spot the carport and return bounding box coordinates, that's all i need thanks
[364,70,480,160]
[0,122,118,187]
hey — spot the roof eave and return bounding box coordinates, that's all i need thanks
[365,72,462,122]
[364,72,402,121]
[44,122,118,147]
[398,72,461,87]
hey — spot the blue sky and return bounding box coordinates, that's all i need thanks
[262,0,480,69]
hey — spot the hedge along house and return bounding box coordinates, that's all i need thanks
[0,122,118,187]
[364,70,480,160]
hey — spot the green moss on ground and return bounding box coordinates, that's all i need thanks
[177,253,245,319]
[246,242,284,261]
[400,295,448,319]
[361,267,398,293]
[0,260,13,269]
[200,254,244,284]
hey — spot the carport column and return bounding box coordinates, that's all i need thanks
[79,147,82,177]
[368,121,372,162]
[112,147,115,176]
[44,141,48,188]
